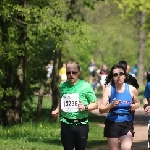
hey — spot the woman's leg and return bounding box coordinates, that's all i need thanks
[119,131,133,150]
[89,75,93,84]
[107,138,119,150]
[101,84,106,92]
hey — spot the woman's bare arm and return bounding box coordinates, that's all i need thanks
[130,86,140,110]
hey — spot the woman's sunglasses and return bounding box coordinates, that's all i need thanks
[113,72,125,77]
[66,71,78,75]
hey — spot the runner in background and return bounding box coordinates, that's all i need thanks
[142,82,150,149]
[52,60,98,150]
[131,64,138,77]
[143,64,150,85]
[98,64,109,92]
[45,60,53,95]
[95,68,101,92]
[59,63,67,83]
[143,82,150,114]
[88,58,97,84]
[127,65,136,78]
[119,60,139,94]
[46,60,53,79]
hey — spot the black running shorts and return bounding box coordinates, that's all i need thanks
[104,119,134,138]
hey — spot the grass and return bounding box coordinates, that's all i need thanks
[0,95,107,150]
[0,122,62,150]
[87,113,107,149]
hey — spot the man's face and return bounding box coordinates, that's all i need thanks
[103,65,107,71]
[66,64,80,85]
[126,65,130,74]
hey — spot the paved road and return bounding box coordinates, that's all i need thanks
[90,106,149,150]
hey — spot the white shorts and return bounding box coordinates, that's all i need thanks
[100,75,107,85]
[100,80,105,86]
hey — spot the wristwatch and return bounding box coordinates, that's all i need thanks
[84,105,88,111]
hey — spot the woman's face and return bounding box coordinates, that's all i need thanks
[112,68,126,84]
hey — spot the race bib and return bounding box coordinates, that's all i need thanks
[61,93,79,112]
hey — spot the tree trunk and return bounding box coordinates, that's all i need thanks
[0,13,24,126]
[36,79,51,122]
[2,0,27,126]
[51,49,61,121]
[137,11,145,86]
[36,82,45,122]
[2,59,25,126]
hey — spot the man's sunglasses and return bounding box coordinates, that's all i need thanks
[66,71,78,75]
[113,72,125,77]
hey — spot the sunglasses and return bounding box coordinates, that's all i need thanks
[113,72,125,77]
[66,71,78,75]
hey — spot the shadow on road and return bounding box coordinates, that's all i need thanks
[132,140,148,150]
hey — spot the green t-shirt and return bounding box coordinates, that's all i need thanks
[59,79,97,124]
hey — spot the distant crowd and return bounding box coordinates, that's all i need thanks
[45,58,150,94]
[87,58,150,93]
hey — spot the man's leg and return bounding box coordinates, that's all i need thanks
[61,122,75,150]
[74,124,89,150]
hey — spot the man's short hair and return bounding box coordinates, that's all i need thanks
[66,61,80,71]
[119,60,127,70]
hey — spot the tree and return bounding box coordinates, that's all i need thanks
[137,11,145,85]
[0,0,55,125]
[0,0,27,126]
[113,0,150,85]
[35,0,88,121]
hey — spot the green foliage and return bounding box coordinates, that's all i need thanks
[0,86,15,109]
[65,1,140,78]
[0,0,104,121]
[113,0,150,15]
[0,0,149,122]
[113,0,150,67]
[22,95,51,122]
[0,0,58,121]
